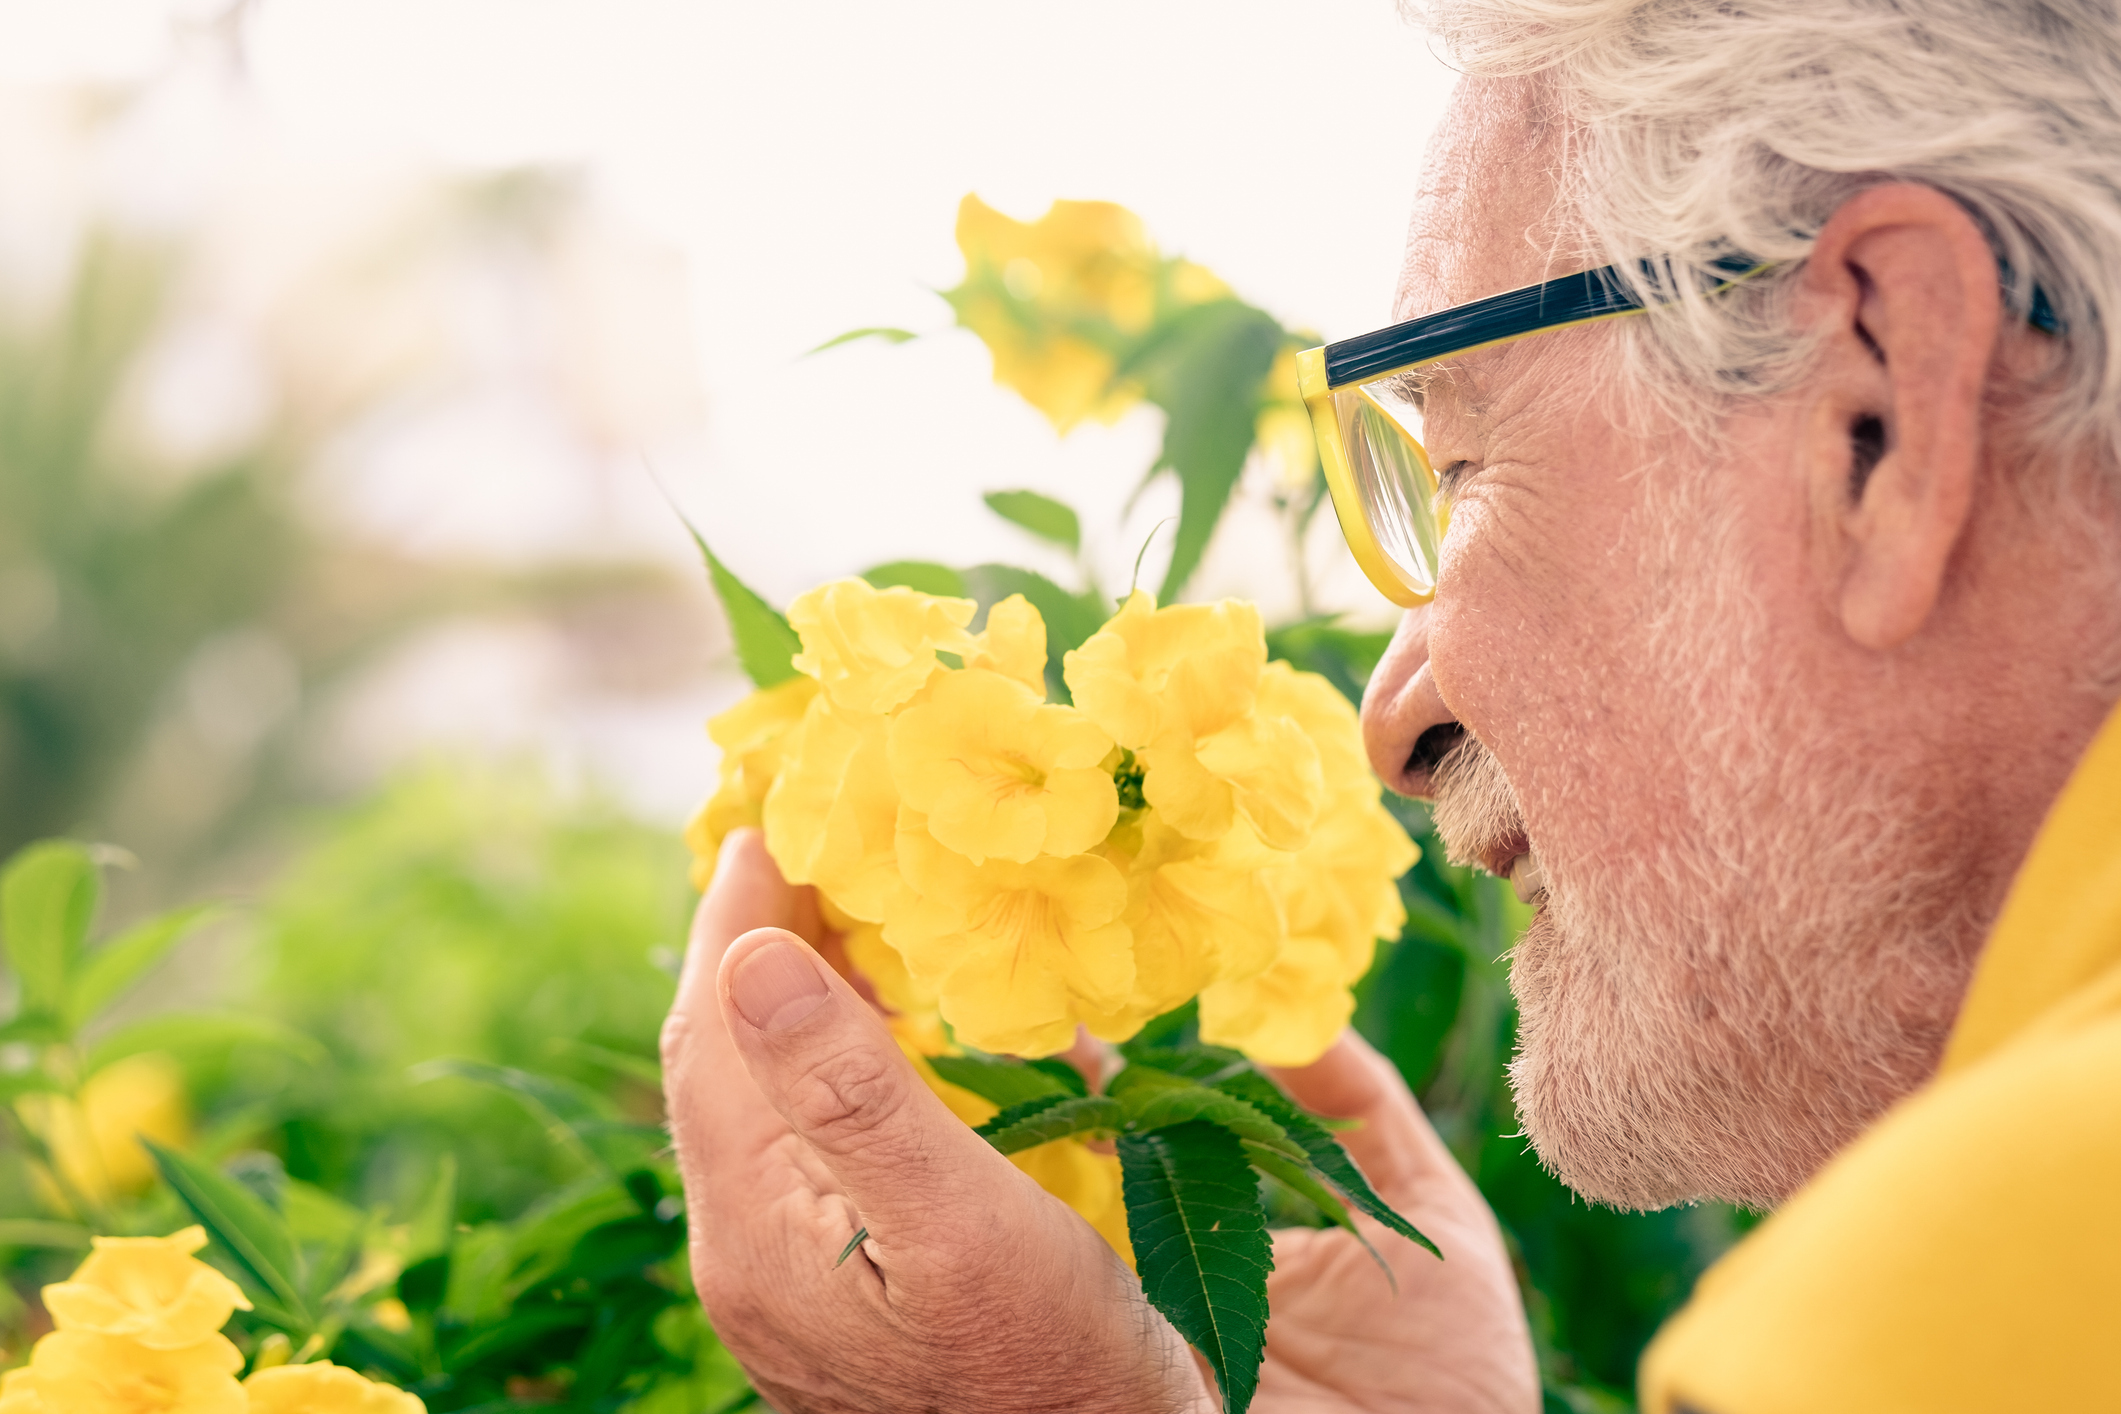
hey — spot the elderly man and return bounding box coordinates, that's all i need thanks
[658,0,2121,1408]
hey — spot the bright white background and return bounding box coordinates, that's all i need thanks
[0,0,1461,822]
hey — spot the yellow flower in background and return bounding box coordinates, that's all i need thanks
[0,1329,243,1414]
[684,674,820,890]
[1254,346,1320,493]
[761,695,902,922]
[1066,593,1321,850]
[788,578,977,715]
[889,822,1134,1057]
[964,593,1048,695]
[41,1227,250,1351]
[951,195,1159,432]
[888,1017,1132,1267]
[245,1362,427,1413]
[19,1053,190,1207]
[888,669,1117,865]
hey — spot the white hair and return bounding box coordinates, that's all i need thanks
[1409,0,2121,500]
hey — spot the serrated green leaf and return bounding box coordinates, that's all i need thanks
[1240,1140,1392,1288]
[1118,1120,1272,1413]
[975,1095,1123,1154]
[1123,1084,1305,1161]
[1123,300,1285,603]
[67,903,217,1030]
[982,489,1081,554]
[684,525,802,688]
[926,1052,1078,1108]
[862,560,969,598]
[807,326,919,355]
[2,840,98,1023]
[144,1139,311,1325]
[1212,1072,1439,1259]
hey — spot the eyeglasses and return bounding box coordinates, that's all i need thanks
[1295,259,1763,607]
[1298,260,2064,607]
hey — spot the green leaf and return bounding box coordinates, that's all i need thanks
[983,489,1081,554]
[1118,1120,1272,1413]
[0,1219,90,1250]
[974,1095,1123,1154]
[926,1052,1081,1108]
[406,1154,457,1261]
[1212,1072,1439,1259]
[1122,1083,1306,1161]
[1,840,99,1022]
[1265,618,1397,707]
[1125,301,1285,603]
[807,326,919,355]
[410,1057,652,1174]
[1240,1140,1392,1287]
[67,903,217,1030]
[863,560,969,598]
[144,1139,312,1326]
[685,525,802,688]
[961,562,1109,702]
[86,1012,327,1075]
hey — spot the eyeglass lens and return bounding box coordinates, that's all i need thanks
[1333,380,1442,599]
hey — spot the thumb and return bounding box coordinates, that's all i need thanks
[716,926,1021,1237]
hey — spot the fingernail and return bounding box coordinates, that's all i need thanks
[730,938,829,1032]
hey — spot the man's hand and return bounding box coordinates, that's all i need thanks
[662,829,1539,1413]
[661,830,1210,1414]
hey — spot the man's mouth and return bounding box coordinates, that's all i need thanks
[1504,847,1547,906]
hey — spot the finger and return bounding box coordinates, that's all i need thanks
[717,926,1025,1241]
[663,830,810,1179]
[1266,1029,1466,1209]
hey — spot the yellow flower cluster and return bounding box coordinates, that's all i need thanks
[949,194,1229,432]
[687,579,1415,1067]
[0,1227,422,1414]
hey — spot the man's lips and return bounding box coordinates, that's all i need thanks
[1479,834,1548,905]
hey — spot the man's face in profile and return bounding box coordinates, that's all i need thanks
[1390,78,1989,1211]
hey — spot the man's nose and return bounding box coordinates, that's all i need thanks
[1361,604,1464,799]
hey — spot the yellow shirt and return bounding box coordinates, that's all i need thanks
[1640,704,2121,1412]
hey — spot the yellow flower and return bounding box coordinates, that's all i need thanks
[684,676,820,891]
[1064,593,1321,850]
[1086,817,1287,1039]
[888,1017,1132,1267]
[41,1226,250,1350]
[1198,664,1419,1066]
[964,593,1048,695]
[888,668,1117,865]
[788,578,977,715]
[1254,346,1319,493]
[1199,933,1356,1067]
[19,1054,190,1207]
[887,821,1134,1057]
[824,893,936,1016]
[245,1362,427,1414]
[761,694,902,922]
[950,195,1159,432]
[0,1330,243,1414]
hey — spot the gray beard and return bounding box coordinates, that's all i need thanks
[1426,470,1987,1211]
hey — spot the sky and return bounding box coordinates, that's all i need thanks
[0,0,1464,821]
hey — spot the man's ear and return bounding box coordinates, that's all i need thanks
[1795,183,2004,650]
